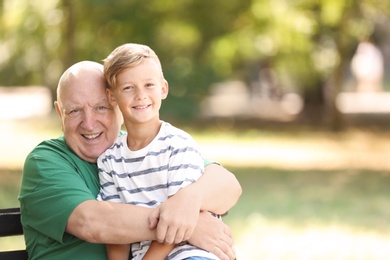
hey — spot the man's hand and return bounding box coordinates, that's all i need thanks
[148,206,160,231]
[189,211,236,260]
[150,191,201,244]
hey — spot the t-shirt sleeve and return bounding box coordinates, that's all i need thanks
[19,143,97,243]
[203,158,220,167]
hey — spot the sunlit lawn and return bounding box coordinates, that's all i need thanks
[2,115,390,259]
[225,168,390,259]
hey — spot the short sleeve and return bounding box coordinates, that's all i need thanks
[203,158,220,167]
[19,140,99,243]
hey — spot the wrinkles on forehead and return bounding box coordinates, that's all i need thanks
[63,98,110,113]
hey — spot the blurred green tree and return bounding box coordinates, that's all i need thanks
[0,0,389,126]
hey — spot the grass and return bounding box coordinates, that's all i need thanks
[222,167,390,259]
[226,168,390,231]
[3,115,390,258]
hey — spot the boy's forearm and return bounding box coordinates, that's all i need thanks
[143,241,175,260]
[106,244,131,260]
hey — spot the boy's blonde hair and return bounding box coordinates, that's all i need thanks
[104,43,163,89]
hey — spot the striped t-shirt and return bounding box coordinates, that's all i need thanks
[97,121,218,260]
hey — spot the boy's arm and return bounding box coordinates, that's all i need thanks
[106,244,130,260]
[143,241,175,260]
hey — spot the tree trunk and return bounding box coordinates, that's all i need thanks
[61,0,75,69]
[327,53,345,131]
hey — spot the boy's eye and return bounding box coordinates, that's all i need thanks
[123,85,134,90]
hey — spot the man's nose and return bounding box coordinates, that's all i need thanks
[81,109,98,130]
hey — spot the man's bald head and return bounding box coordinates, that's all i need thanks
[57,61,105,104]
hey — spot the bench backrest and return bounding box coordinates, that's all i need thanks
[0,208,28,259]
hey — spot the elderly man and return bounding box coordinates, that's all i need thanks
[19,61,241,260]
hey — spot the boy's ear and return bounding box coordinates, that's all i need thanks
[161,80,169,100]
[106,88,116,103]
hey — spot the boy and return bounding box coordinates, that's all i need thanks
[97,43,220,260]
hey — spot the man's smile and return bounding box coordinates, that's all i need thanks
[82,132,102,140]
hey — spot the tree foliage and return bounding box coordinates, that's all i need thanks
[0,0,389,123]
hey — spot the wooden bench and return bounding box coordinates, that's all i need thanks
[0,208,28,259]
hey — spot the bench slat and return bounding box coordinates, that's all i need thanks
[0,207,27,259]
[0,250,28,259]
[0,208,23,237]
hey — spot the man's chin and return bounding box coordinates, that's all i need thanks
[78,146,105,163]
[80,152,99,163]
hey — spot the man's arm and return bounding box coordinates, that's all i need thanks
[186,163,242,214]
[66,200,156,244]
[67,199,235,260]
[66,164,240,259]
[188,211,235,260]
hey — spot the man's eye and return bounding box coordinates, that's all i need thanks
[96,106,109,112]
[68,109,80,116]
[146,83,154,88]
[70,109,79,113]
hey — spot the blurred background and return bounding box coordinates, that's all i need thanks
[2,0,390,259]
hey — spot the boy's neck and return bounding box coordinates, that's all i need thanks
[125,120,162,151]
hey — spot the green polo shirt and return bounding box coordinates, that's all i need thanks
[19,137,106,259]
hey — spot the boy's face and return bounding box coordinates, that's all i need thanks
[109,59,168,126]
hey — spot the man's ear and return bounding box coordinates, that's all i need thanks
[54,101,64,131]
[161,80,169,100]
[54,101,62,117]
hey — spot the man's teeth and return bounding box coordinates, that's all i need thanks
[84,133,100,139]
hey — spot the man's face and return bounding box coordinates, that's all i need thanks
[55,64,122,163]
